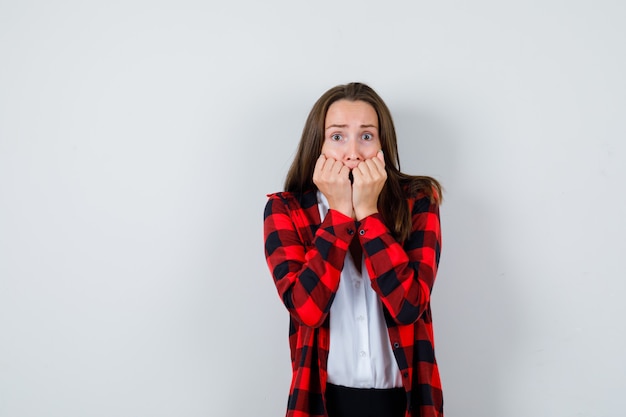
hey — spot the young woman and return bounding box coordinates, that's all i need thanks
[263,82,443,417]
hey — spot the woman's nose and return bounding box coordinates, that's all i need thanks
[345,139,360,160]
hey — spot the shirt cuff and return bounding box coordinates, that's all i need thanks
[355,213,389,241]
[320,209,358,244]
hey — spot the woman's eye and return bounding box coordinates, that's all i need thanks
[362,133,373,140]
[331,134,342,141]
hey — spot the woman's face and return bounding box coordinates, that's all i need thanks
[321,99,381,169]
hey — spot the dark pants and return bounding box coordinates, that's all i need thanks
[325,383,407,417]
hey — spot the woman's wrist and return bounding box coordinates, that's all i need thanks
[354,207,378,221]
[328,202,354,219]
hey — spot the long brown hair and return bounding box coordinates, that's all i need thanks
[284,82,442,242]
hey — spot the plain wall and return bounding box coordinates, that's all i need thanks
[1,1,625,416]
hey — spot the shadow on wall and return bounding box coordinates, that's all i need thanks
[395,107,522,416]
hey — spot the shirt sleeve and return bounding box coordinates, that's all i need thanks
[359,194,442,325]
[263,195,357,328]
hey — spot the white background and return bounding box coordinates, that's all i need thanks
[1,1,625,416]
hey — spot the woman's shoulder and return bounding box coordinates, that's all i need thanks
[401,176,442,206]
[403,186,439,203]
[265,189,318,209]
[266,191,295,200]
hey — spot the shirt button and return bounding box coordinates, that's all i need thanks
[393,342,400,349]
[357,315,365,321]
[359,351,366,357]
[347,229,354,235]
[359,229,365,236]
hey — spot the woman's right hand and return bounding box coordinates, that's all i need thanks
[313,154,353,218]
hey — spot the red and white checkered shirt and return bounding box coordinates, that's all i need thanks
[264,189,443,417]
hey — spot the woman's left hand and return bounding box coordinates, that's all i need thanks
[351,150,387,221]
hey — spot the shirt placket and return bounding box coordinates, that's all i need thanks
[352,270,372,387]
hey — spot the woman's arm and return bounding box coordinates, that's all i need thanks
[263,195,356,327]
[360,193,441,325]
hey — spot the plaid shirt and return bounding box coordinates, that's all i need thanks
[263,190,443,417]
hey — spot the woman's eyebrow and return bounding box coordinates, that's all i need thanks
[325,124,378,130]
